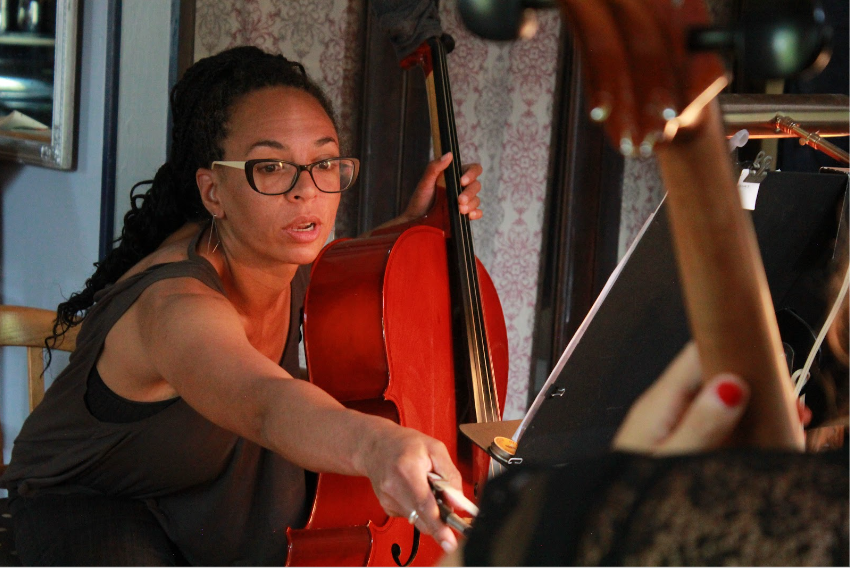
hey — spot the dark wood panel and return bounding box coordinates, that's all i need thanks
[98,0,122,260]
[529,28,624,401]
[354,3,431,237]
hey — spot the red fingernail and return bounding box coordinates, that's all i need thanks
[716,381,743,407]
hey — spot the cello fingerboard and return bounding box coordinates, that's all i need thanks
[402,36,503,428]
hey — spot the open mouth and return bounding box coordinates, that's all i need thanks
[284,217,322,243]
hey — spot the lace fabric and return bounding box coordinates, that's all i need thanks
[465,449,849,566]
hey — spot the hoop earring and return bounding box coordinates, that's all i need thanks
[207,214,220,255]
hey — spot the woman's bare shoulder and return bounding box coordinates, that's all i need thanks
[117,222,206,283]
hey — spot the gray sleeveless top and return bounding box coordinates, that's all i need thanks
[1,229,311,565]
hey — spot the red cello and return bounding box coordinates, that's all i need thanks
[285,35,509,566]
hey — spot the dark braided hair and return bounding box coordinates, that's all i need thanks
[46,46,336,363]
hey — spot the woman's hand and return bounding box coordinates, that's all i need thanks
[356,421,464,553]
[613,342,751,454]
[369,152,483,235]
[404,152,483,220]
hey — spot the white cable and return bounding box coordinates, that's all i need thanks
[728,129,749,152]
[794,265,850,397]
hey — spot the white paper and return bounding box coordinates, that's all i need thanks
[0,110,49,132]
[737,169,760,210]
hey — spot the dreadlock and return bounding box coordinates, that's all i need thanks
[47,46,336,364]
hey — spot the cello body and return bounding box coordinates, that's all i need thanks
[286,184,508,566]
[287,32,509,566]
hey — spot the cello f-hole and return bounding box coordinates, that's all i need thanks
[391,527,420,567]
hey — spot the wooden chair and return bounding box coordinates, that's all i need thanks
[0,305,77,565]
[0,305,77,415]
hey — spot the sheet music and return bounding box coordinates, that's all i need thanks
[737,168,761,210]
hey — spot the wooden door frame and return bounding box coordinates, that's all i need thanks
[528,29,624,401]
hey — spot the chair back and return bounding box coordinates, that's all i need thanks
[0,305,76,562]
[0,305,77,413]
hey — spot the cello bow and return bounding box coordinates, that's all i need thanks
[557,0,804,449]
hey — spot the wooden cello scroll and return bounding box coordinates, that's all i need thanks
[557,0,804,449]
[288,33,508,568]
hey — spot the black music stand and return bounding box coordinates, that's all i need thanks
[463,170,848,467]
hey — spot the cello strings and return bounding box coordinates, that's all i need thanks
[434,42,505,479]
[433,41,490,421]
[435,41,501,424]
[431,40,504,479]
[444,51,500,425]
[433,41,482,417]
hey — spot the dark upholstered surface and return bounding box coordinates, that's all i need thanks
[0,499,20,565]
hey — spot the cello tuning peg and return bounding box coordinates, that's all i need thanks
[440,33,456,53]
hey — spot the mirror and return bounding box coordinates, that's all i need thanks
[0,0,78,170]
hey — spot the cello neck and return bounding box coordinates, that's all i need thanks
[403,37,501,426]
[656,101,804,447]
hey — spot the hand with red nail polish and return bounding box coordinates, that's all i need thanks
[716,381,744,407]
[796,398,813,428]
[613,342,751,455]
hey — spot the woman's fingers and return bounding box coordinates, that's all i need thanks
[403,153,485,221]
[653,341,702,392]
[413,503,458,554]
[613,342,702,452]
[613,342,751,455]
[417,440,461,551]
[405,152,454,218]
[656,373,750,454]
[367,428,461,552]
[456,162,483,219]
[458,188,481,217]
[797,398,813,427]
[428,440,463,494]
[460,162,483,185]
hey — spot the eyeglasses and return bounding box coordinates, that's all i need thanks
[211,157,360,195]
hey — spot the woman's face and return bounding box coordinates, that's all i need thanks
[206,86,342,268]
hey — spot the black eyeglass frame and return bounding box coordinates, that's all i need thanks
[211,157,360,195]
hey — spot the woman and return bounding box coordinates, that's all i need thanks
[1,46,483,565]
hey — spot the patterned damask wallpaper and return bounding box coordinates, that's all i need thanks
[194,0,364,155]
[193,0,659,419]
